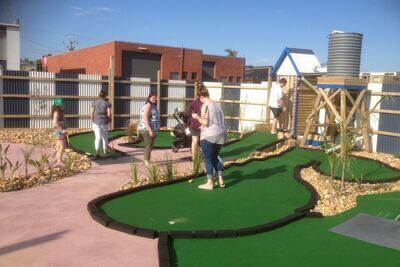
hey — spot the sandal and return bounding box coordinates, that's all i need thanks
[218,183,226,188]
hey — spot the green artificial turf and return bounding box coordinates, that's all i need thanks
[291,149,400,182]
[170,192,400,267]
[100,148,400,233]
[100,151,311,231]
[68,129,125,156]
[220,131,278,160]
[124,131,175,148]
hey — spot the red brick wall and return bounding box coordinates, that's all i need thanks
[46,41,245,81]
[202,54,245,82]
[115,41,203,80]
[46,42,115,75]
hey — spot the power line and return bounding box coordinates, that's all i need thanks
[20,35,64,53]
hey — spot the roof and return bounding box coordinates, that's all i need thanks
[0,22,20,28]
[271,47,326,76]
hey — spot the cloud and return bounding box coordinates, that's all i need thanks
[69,6,117,16]
[95,7,117,12]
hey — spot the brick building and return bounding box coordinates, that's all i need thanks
[46,41,245,82]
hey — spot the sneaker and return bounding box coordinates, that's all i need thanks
[198,183,213,190]
[144,160,150,167]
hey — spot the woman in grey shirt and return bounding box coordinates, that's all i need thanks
[191,85,226,190]
[90,91,112,157]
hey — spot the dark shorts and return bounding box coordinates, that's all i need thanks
[270,107,282,118]
[189,128,201,137]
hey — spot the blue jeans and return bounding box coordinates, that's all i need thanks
[200,139,223,180]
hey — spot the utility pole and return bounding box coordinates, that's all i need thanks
[64,34,78,51]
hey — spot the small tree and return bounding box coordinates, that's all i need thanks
[224,49,238,57]
[323,143,339,204]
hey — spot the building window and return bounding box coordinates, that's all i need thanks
[220,76,227,82]
[182,71,188,80]
[191,72,197,80]
[170,72,179,80]
[228,76,234,82]
[236,76,241,83]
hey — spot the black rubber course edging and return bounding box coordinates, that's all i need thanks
[68,128,127,160]
[87,147,320,241]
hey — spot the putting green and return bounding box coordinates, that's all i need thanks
[170,192,400,267]
[100,150,310,231]
[221,131,277,160]
[100,148,400,233]
[123,131,175,149]
[294,148,400,182]
[68,129,125,157]
[123,131,242,149]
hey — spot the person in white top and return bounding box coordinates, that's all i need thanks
[268,78,287,134]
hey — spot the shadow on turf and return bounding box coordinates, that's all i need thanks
[225,165,287,187]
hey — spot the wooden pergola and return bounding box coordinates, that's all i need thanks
[300,76,371,152]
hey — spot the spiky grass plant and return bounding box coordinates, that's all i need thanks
[162,153,174,180]
[192,149,203,177]
[146,162,159,183]
[323,143,339,204]
[28,151,50,176]
[130,159,139,185]
[21,145,35,177]
[0,144,11,180]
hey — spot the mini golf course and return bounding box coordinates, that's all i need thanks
[69,129,273,160]
[88,143,400,266]
[68,129,126,158]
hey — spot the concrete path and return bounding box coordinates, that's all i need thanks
[0,138,193,267]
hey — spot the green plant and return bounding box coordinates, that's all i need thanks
[9,160,22,179]
[0,144,11,180]
[21,145,36,176]
[323,143,339,204]
[28,151,50,175]
[146,162,159,183]
[130,159,139,185]
[337,120,356,193]
[192,149,203,177]
[162,153,174,180]
[63,152,75,175]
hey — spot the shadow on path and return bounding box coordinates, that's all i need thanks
[0,230,70,256]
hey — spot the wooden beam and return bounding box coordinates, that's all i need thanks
[372,130,400,138]
[345,90,367,127]
[370,92,400,97]
[307,89,341,120]
[370,109,400,115]
[340,90,346,125]
[319,88,342,122]
[157,70,161,111]
[361,100,371,152]
[108,55,115,130]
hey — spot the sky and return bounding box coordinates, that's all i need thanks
[1,0,399,72]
